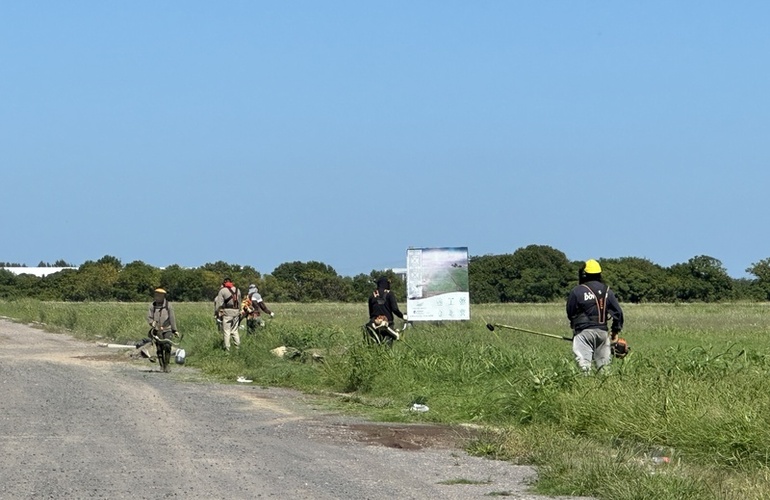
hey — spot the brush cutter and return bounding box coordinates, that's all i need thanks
[487,323,631,358]
[148,327,185,372]
[364,319,411,346]
[486,323,572,341]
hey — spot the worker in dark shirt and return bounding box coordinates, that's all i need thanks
[366,277,407,344]
[566,259,624,373]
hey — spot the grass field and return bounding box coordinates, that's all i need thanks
[2,299,770,499]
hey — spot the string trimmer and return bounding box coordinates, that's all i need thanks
[486,323,572,341]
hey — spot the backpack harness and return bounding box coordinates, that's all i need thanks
[222,286,238,308]
[577,283,609,325]
[373,289,389,305]
[151,300,170,328]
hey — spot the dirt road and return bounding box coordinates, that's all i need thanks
[0,319,593,499]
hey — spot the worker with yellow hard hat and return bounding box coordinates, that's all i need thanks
[566,259,624,373]
[147,287,179,372]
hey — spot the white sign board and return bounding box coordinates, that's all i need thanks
[406,247,470,321]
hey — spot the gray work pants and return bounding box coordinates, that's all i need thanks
[572,328,611,373]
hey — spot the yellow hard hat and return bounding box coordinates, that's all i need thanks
[584,259,602,274]
[154,288,167,294]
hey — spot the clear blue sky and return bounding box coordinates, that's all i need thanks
[2,2,768,278]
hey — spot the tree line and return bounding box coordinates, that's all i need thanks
[2,245,770,303]
[0,260,75,268]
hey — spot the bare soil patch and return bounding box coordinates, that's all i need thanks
[340,422,479,450]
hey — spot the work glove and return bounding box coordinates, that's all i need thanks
[270,312,275,318]
[151,321,158,329]
[610,331,619,342]
[402,314,408,321]
[173,331,180,338]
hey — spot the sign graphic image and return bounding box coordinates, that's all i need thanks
[406,247,470,321]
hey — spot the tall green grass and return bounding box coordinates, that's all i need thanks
[3,299,770,499]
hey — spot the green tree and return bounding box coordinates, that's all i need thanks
[95,255,123,270]
[0,269,18,299]
[65,260,121,301]
[201,262,262,294]
[350,273,375,302]
[39,269,78,300]
[262,274,288,302]
[469,246,571,303]
[469,253,517,303]
[668,255,733,302]
[271,261,351,302]
[201,261,242,283]
[160,266,220,302]
[115,261,162,301]
[601,257,668,303]
[505,245,572,302]
[732,277,765,301]
[14,274,42,299]
[745,258,770,300]
[747,258,770,282]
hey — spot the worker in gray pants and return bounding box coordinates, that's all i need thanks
[566,259,624,373]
